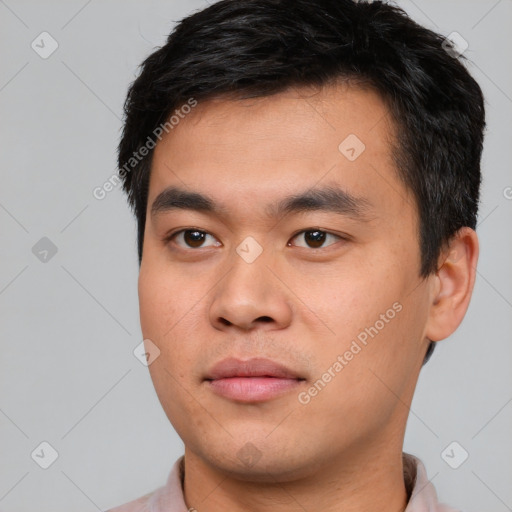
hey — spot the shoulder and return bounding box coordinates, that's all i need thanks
[105,491,155,512]
[105,456,186,512]
[404,453,461,512]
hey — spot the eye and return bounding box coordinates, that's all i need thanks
[169,229,221,249]
[288,229,343,249]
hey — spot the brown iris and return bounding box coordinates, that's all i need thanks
[304,230,326,248]
[183,230,206,248]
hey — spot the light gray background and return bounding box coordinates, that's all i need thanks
[1,1,511,511]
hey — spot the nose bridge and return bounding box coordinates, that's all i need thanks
[209,239,292,330]
[223,241,272,307]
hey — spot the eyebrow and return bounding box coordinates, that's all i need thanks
[151,185,374,221]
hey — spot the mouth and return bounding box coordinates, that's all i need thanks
[204,357,306,403]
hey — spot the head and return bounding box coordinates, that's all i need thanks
[118,0,484,480]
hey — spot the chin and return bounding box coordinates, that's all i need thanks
[189,437,326,483]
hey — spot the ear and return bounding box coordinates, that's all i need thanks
[425,227,479,342]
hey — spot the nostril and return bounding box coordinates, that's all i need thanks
[219,317,232,326]
[257,316,273,323]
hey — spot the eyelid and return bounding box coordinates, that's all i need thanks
[288,228,346,249]
[289,227,345,239]
[164,228,222,248]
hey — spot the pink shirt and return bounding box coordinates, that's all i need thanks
[107,453,458,512]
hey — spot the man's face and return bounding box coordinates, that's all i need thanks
[138,84,433,479]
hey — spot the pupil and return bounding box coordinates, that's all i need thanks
[305,230,325,248]
[185,230,205,247]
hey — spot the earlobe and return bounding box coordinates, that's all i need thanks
[425,227,479,342]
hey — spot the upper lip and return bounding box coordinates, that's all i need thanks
[205,357,304,380]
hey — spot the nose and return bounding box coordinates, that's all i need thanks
[209,248,293,332]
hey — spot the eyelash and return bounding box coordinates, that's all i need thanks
[164,228,346,251]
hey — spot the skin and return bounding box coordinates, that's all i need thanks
[138,83,479,512]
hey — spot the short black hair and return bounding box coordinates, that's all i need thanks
[118,0,485,364]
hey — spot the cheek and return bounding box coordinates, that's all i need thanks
[147,351,207,442]
[300,256,426,386]
[295,300,425,445]
[288,259,400,339]
[138,274,170,339]
[138,257,205,339]
[138,260,209,380]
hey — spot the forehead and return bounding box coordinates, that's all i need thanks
[148,84,413,221]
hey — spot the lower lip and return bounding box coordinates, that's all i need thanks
[207,377,303,402]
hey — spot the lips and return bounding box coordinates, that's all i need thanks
[206,357,303,380]
[204,357,305,402]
